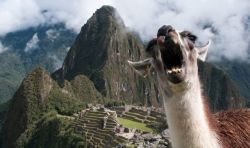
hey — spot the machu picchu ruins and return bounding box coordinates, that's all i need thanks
[72,105,171,147]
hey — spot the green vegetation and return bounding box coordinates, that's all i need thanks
[118,117,153,133]
[70,75,103,104]
[16,112,85,148]
[47,81,86,116]
[147,122,168,133]
[2,67,103,147]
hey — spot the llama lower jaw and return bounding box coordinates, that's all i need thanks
[166,66,186,84]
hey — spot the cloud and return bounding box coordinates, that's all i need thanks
[0,41,8,53]
[0,0,111,35]
[0,0,45,36]
[0,0,250,61]
[112,0,250,61]
[46,29,59,41]
[24,33,39,52]
[66,46,71,52]
[36,0,113,32]
[48,54,63,70]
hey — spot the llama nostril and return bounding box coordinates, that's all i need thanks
[167,28,174,33]
[157,25,173,37]
[166,25,174,34]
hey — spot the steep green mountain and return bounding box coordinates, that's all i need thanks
[2,67,101,147]
[0,24,77,103]
[58,5,246,111]
[16,112,85,148]
[54,6,147,104]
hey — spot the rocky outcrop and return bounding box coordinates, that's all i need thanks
[130,131,171,148]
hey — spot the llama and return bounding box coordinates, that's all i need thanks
[128,25,250,148]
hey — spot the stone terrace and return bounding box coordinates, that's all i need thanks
[110,106,166,125]
[72,107,128,147]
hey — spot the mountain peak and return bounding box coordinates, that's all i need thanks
[59,5,145,100]
[80,5,125,33]
[96,5,117,15]
[61,6,126,76]
[95,5,121,21]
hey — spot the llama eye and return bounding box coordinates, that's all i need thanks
[180,31,197,43]
[187,34,197,43]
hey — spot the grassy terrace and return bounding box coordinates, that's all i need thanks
[118,117,153,133]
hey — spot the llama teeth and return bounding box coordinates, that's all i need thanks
[167,67,182,74]
[171,67,181,70]
[167,70,173,74]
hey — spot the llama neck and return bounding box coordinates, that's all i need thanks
[162,78,221,148]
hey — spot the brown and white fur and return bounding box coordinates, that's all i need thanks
[128,25,250,148]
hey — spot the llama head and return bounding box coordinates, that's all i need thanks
[128,25,211,94]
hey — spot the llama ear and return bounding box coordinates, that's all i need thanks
[127,58,153,78]
[196,40,211,61]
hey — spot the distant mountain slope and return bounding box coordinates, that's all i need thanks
[198,61,246,111]
[0,24,77,102]
[0,52,25,103]
[216,60,250,101]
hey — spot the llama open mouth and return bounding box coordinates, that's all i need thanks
[161,44,186,84]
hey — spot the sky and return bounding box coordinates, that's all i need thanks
[0,0,250,61]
